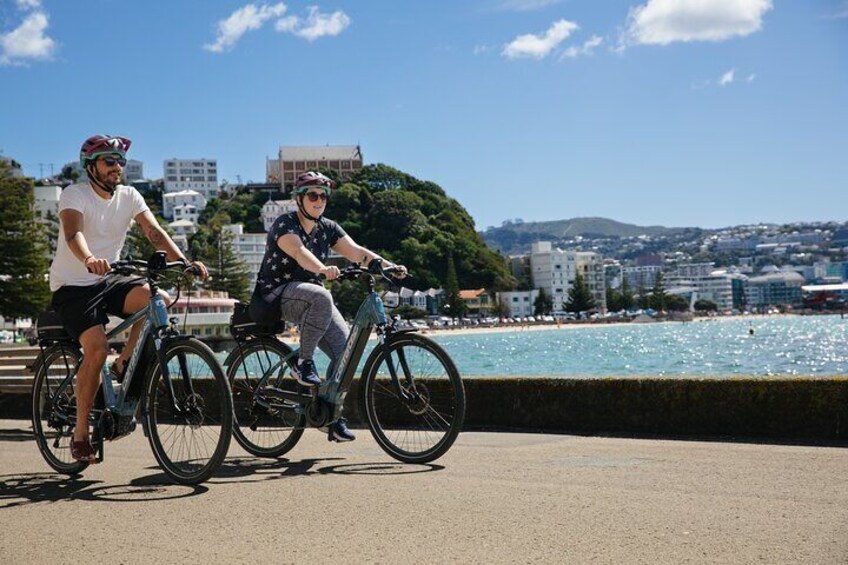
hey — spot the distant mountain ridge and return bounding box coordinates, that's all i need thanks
[481,217,692,253]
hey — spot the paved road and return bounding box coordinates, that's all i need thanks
[1,419,846,564]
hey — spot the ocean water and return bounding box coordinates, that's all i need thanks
[222,316,848,378]
[424,316,848,377]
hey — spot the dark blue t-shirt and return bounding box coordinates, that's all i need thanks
[256,211,347,296]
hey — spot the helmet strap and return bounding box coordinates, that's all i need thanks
[85,162,116,196]
[296,194,321,222]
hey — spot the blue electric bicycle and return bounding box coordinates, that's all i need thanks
[224,260,465,464]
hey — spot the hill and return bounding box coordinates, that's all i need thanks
[482,217,691,254]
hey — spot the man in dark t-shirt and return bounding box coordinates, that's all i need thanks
[250,171,406,442]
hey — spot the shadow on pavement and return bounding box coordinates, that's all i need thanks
[0,428,34,442]
[0,471,207,509]
[209,457,443,483]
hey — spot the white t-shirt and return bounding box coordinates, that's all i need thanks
[49,183,150,291]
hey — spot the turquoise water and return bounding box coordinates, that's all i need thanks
[423,316,848,377]
[222,316,848,378]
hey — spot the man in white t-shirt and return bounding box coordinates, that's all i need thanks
[50,134,208,462]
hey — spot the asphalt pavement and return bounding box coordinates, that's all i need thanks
[0,419,846,564]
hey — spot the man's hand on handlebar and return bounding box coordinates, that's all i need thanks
[84,255,110,276]
[185,260,209,281]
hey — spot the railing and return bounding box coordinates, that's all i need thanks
[0,346,39,394]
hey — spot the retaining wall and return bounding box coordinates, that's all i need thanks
[4,376,847,443]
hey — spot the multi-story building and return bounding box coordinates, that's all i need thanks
[123,159,144,183]
[0,154,23,177]
[163,158,218,199]
[162,190,207,220]
[621,265,663,292]
[262,199,298,231]
[224,224,266,284]
[674,263,715,278]
[496,290,540,318]
[459,289,493,318]
[32,185,62,220]
[267,145,363,191]
[745,271,804,309]
[530,242,606,312]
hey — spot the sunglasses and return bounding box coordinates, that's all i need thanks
[100,156,127,167]
[305,191,328,202]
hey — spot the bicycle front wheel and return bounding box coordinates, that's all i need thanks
[144,338,232,485]
[359,333,465,464]
[31,344,87,475]
[226,337,305,458]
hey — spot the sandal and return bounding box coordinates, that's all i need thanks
[70,438,97,463]
[109,359,128,383]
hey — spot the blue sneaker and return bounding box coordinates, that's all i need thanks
[294,359,321,387]
[328,418,356,442]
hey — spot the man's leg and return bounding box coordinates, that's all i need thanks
[114,285,171,369]
[74,325,109,442]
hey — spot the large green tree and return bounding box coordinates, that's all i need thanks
[0,170,51,320]
[195,227,251,302]
[534,287,553,316]
[443,253,466,319]
[564,272,596,314]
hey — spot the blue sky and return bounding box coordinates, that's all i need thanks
[2,0,846,230]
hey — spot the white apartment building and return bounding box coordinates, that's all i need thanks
[163,158,218,199]
[267,145,363,190]
[162,190,207,220]
[622,265,663,291]
[224,224,266,284]
[33,185,62,220]
[172,204,200,224]
[124,159,144,183]
[496,290,540,318]
[530,242,606,312]
[262,199,298,232]
[665,274,735,312]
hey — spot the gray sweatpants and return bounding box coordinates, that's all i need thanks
[278,281,349,378]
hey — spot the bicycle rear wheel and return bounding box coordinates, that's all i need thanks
[359,333,465,464]
[31,344,88,475]
[144,338,232,485]
[226,338,305,458]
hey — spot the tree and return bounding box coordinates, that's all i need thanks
[694,299,718,312]
[493,297,511,320]
[0,170,51,320]
[328,278,367,319]
[606,286,622,313]
[533,287,553,316]
[564,272,596,314]
[620,277,635,310]
[666,294,689,312]
[443,253,466,319]
[197,228,251,302]
[649,272,668,311]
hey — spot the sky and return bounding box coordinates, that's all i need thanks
[1,0,847,231]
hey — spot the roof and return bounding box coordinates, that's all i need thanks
[748,271,805,284]
[801,283,848,292]
[163,190,203,198]
[168,219,195,227]
[459,289,487,299]
[279,145,362,161]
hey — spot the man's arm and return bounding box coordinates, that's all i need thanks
[59,209,109,275]
[135,210,209,279]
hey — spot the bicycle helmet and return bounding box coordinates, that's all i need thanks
[79,134,131,196]
[79,134,131,167]
[293,171,335,195]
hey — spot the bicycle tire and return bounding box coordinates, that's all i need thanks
[359,333,465,464]
[225,337,305,458]
[144,338,232,485]
[31,344,89,475]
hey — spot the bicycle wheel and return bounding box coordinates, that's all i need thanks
[31,344,88,474]
[226,338,305,458]
[359,333,465,464]
[144,338,232,485]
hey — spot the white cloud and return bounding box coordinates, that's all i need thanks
[502,19,579,59]
[289,7,351,41]
[204,2,288,53]
[746,73,756,82]
[473,44,494,55]
[719,68,735,85]
[561,34,603,59]
[620,0,773,49]
[274,15,299,33]
[15,0,41,9]
[493,0,561,12]
[0,11,55,65]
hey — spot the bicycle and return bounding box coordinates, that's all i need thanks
[31,252,233,485]
[224,260,465,464]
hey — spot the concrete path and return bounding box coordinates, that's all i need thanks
[0,419,846,564]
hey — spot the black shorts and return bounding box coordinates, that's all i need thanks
[51,275,146,340]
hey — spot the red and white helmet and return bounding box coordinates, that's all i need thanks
[79,135,131,167]
[293,171,335,195]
